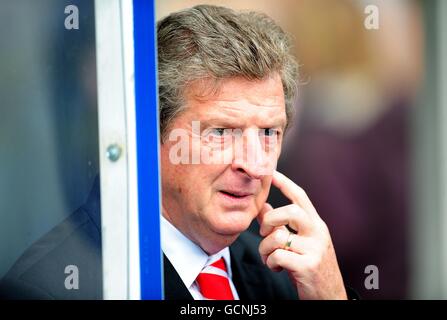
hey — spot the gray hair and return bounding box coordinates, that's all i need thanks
[157,5,298,141]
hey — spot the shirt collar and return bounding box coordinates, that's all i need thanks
[160,216,233,289]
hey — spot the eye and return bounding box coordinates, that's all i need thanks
[210,128,230,137]
[260,128,278,137]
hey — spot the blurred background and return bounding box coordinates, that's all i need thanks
[0,0,99,285]
[1,0,446,300]
[157,0,439,300]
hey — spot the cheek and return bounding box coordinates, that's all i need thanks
[174,164,222,200]
[200,138,233,165]
[268,152,279,171]
[256,177,273,205]
[161,145,191,197]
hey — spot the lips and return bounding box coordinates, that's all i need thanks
[220,190,252,198]
[217,187,256,208]
[218,187,255,199]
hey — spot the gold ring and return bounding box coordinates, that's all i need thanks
[284,232,294,251]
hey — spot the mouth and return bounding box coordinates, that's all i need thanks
[219,190,253,199]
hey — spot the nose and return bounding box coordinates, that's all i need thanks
[231,129,273,179]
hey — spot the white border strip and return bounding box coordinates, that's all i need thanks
[95,0,129,299]
[121,0,141,300]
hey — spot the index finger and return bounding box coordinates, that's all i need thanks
[272,170,318,217]
[257,202,274,228]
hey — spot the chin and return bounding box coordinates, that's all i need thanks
[208,210,255,236]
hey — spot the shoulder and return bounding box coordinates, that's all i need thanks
[0,206,102,300]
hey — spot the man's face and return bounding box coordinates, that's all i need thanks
[160,74,287,254]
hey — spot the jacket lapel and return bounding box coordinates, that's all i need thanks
[229,235,272,300]
[163,255,194,300]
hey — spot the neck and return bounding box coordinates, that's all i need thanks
[161,210,239,255]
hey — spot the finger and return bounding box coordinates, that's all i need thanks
[259,229,289,264]
[265,248,305,273]
[272,170,318,217]
[256,202,274,227]
[259,229,309,263]
[259,204,313,237]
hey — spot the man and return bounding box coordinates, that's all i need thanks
[158,4,349,300]
[0,5,351,300]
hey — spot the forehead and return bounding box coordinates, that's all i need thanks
[183,74,286,126]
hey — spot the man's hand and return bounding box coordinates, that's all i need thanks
[257,170,347,300]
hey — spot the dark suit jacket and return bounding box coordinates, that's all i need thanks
[0,178,298,300]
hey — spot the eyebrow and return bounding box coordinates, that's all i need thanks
[200,118,244,128]
[200,117,286,130]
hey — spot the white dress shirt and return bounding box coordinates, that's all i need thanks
[161,216,240,300]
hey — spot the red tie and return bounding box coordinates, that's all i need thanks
[196,258,235,300]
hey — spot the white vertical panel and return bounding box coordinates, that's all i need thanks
[95,0,129,299]
[121,0,142,300]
